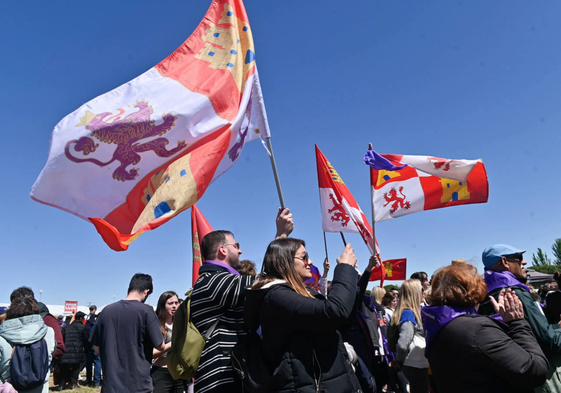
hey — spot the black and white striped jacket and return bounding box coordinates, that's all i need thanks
[191,263,255,393]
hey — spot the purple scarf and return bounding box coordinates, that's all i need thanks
[422,305,477,353]
[484,270,530,293]
[483,270,530,322]
[204,260,240,276]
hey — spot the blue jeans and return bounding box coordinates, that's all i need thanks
[86,351,101,386]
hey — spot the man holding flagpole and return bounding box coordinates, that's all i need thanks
[190,208,293,393]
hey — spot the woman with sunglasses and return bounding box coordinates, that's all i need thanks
[244,238,362,393]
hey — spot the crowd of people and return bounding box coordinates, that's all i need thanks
[1,209,560,393]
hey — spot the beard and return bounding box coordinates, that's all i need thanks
[228,251,242,271]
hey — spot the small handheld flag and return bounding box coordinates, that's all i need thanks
[316,145,380,256]
[369,258,407,287]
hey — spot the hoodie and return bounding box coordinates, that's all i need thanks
[0,314,56,393]
[37,302,65,360]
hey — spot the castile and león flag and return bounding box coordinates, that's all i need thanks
[315,145,381,258]
[365,149,489,223]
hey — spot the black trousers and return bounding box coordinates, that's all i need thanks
[151,366,188,393]
[402,366,430,393]
[59,363,81,387]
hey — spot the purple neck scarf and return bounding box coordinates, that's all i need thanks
[204,260,240,276]
[484,270,530,293]
[422,305,477,353]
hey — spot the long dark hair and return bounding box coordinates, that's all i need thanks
[252,238,314,298]
[155,291,178,336]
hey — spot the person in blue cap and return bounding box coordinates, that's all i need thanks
[478,244,561,393]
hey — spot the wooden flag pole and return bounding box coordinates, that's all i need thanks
[339,232,347,246]
[323,231,329,261]
[265,137,285,209]
[368,143,376,249]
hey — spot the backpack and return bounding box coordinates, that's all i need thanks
[386,322,399,353]
[231,331,271,393]
[167,289,219,380]
[9,338,49,391]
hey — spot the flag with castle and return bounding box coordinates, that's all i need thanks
[31,0,270,251]
[369,258,407,287]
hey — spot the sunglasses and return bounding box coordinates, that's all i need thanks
[506,254,524,263]
[222,242,240,250]
[295,252,309,262]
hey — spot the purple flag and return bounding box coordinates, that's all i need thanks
[305,265,321,284]
[364,149,407,171]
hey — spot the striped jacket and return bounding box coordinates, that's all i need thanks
[191,263,255,393]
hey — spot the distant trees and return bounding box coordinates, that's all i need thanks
[384,284,400,292]
[552,239,561,265]
[530,239,561,274]
[532,248,551,266]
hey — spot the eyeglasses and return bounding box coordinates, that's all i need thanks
[295,253,309,262]
[222,242,240,250]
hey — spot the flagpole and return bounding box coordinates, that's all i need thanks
[339,232,347,246]
[368,143,376,249]
[265,137,285,209]
[323,231,329,260]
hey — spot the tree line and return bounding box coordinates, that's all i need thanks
[530,239,561,274]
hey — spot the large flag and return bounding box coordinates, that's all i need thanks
[367,152,488,223]
[191,205,214,286]
[31,0,270,251]
[369,258,407,287]
[316,145,380,255]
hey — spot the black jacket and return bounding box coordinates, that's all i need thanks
[427,314,549,393]
[244,264,362,393]
[191,263,255,393]
[60,320,89,365]
[545,291,561,325]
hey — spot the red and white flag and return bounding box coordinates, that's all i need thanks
[31,0,270,251]
[191,205,214,286]
[370,154,489,222]
[316,145,380,255]
[369,258,407,287]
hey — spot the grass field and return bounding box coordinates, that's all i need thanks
[48,373,101,392]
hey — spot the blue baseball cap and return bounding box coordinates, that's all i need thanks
[482,244,526,269]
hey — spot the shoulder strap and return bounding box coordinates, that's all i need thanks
[203,319,220,342]
[186,288,220,342]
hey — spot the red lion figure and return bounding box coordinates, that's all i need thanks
[327,194,350,226]
[383,186,411,214]
[428,157,453,172]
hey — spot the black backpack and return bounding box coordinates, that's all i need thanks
[9,338,50,391]
[231,331,271,393]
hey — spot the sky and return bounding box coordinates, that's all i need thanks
[1,0,560,307]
